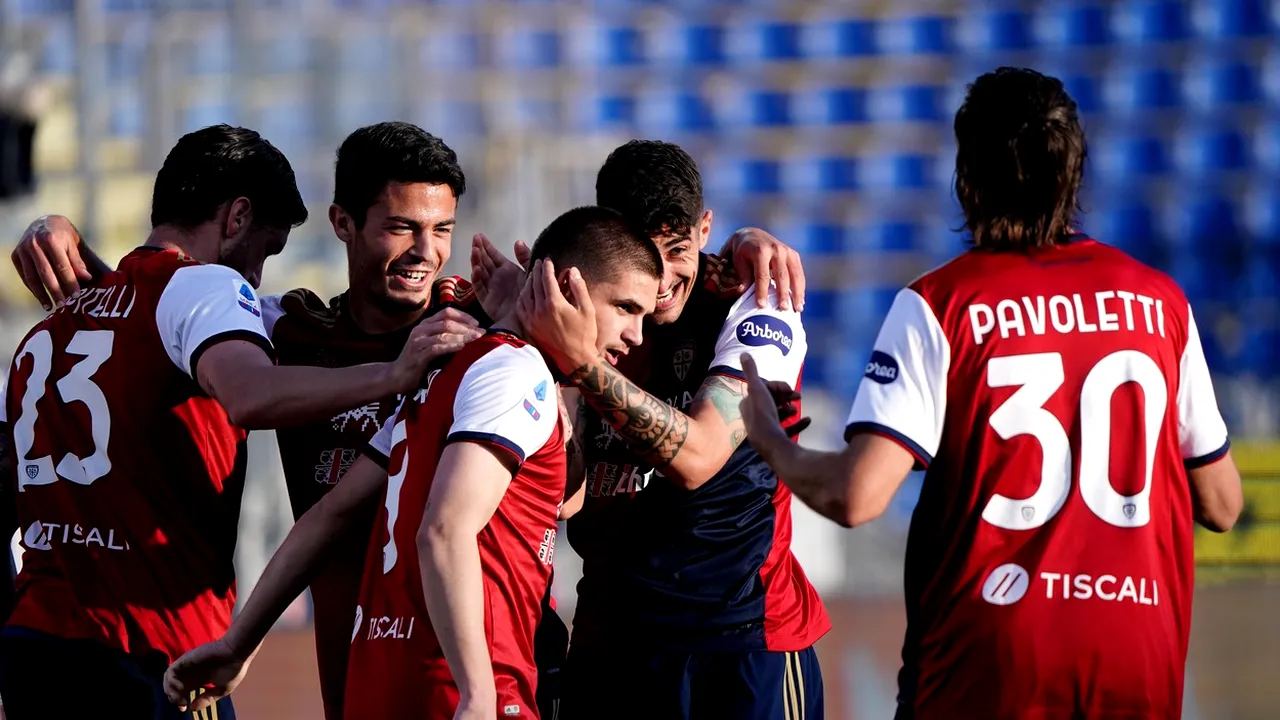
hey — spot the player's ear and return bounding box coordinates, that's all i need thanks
[329,204,355,245]
[556,268,573,295]
[696,209,713,251]
[224,197,252,239]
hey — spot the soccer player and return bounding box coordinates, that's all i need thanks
[739,68,1245,719]
[0,125,455,720]
[9,132,803,720]
[485,140,829,720]
[161,205,664,720]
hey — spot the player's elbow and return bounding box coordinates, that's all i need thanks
[1189,456,1244,533]
[836,494,891,529]
[219,393,273,430]
[1197,498,1243,533]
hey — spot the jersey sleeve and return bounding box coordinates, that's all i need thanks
[447,344,558,466]
[707,286,807,384]
[1177,304,1230,468]
[155,264,274,379]
[845,288,951,469]
[260,293,286,338]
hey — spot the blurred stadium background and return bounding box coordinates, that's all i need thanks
[0,0,1277,717]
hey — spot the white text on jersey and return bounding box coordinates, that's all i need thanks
[1039,571,1159,606]
[969,291,1166,346]
[58,286,137,319]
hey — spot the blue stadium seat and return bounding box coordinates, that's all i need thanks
[1257,116,1280,173]
[635,88,716,134]
[852,221,922,252]
[1104,65,1183,113]
[1034,3,1111,48]
[338,33,392,74]
[418,30,481,71]
[783,156,858,194]
[867,85,944,123]
[730,19,804,63]
[744,89,792,127]
[1092,199,1162,260]
[878,16,955,55]
[1174,192,1243,246]
[802,288,837,324]
[682,23,727,66]
[837,287,899,329]
[1241,252,1280,300]
[827,18,879,58]
[602,25,645,66]
[495,28,560,69]
[1177,126,1251,174]
[1238,328,1280,376]
[105,0,155,10]
[957,8,1034,52]
[579,93,637,131]
[858,154,936,192]
[794,87,868,125]
[1185,59,1263,109]
[106,38,145,84]
[1111,0,1191,43]
[1094,133,1171,181]
[1061,74,1104,114]
[706,156,781,195]
[1192,0,1273,39]
[1166,254,1213,302]
[415,99,485,138]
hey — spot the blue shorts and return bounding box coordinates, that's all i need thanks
[563,644,823,720]
[0,627,236,720]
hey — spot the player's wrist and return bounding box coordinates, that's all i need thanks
[222,624,259,662]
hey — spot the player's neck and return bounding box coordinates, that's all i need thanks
[143,226,219,263]
[492,310,524,340]
[345,288,427,335]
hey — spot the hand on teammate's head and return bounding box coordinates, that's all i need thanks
[471,233,532,321]
[12,214,90,311]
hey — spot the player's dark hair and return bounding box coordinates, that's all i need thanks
[954,67,1086,250]
[528,206,663,286]
[596,140,704,239]
[333,121,466,228]
[151,124,307,230]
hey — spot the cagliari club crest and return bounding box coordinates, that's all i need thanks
[672,342,696,381]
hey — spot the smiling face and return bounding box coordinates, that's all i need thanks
[332,181,457,319]
[585,268,660,365]
[649,208,712,325]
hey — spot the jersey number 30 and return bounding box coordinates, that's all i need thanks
[12,329,115,491]
[982,350,1166,531]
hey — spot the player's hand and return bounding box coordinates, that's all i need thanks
[471,233,531,321]
[739,354,811,450]
[391,308,485,391]
[720,227,806,311]
[516,259,598,375]
[163,638,252,713]
[11,214,91,311]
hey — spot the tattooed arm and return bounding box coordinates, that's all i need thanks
[567,362,746,491]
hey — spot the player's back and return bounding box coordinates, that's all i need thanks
[885,236,1228,718]
[4,247,263,663]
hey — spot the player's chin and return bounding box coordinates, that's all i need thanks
[378,288,431,314]
[651,295,689,325]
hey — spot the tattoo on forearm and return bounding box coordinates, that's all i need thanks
[694,376,748,450]
[568,361,689,465]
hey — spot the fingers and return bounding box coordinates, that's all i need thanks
[29,242,68,308]
[770,250,790,311]
[731,248,753,298]
[753,252,771,310]
[534,259,556,310]
[740,353,765,388]
[15,249,52,311]
[784,417,812,438]
[564,267,590,311]
[785,247,806,311]
[514,240,532,269]
[763,380,801,402]
[162,669,187,708]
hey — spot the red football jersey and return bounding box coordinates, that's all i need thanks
[846,237,1230,719]
[347,332,565,720]
[2,247,273,662]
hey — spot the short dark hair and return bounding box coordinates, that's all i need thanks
[596,140,703,239]
[333,122,466,228]
[151,124,307,230]
[528,206,663,286]
[954,67,1087,250]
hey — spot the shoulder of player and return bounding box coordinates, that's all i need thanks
[275,287,341,328]
[461,338,553,382]
[699,254,744,301]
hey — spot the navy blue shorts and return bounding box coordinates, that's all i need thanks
[0,627,236,720]
[563,644,823,720]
